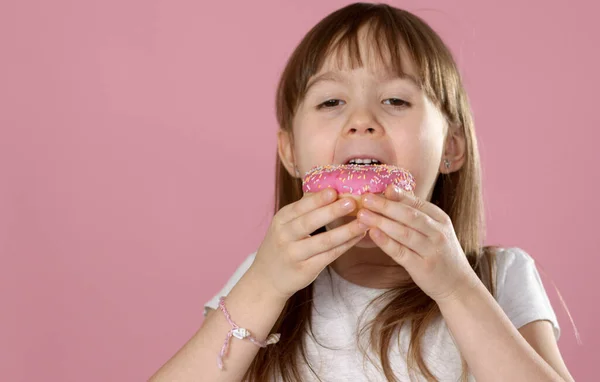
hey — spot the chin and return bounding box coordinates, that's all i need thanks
[354,233,378,248]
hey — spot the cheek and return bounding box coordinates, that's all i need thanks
[412,132,445,197]
[292,118,338,171]
[390,128,444,198]
[417,129,445,162]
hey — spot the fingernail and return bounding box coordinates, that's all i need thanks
[362,194,374,207]
[322,188,336,201]
[341,199,354,210]
[393,185,404,195]
[357,210,375,224]
[358,222,368,231]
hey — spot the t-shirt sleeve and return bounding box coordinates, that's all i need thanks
[495,247,560,341]
[203,252,256,317]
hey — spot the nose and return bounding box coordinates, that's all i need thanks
[343,108,384,137]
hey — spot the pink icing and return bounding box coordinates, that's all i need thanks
[302,164,416,195]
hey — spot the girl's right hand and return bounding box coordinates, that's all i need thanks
[247,188,369,300]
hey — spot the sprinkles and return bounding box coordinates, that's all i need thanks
[302,164,416,196]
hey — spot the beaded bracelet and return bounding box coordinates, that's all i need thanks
[217,296,281,370]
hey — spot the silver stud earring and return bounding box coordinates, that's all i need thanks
[443,159,451,170]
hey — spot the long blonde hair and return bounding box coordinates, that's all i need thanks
[245,3,498,381]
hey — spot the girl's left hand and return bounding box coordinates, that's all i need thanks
[357,185,482,303]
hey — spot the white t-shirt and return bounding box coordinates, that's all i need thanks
[204,247,560,381]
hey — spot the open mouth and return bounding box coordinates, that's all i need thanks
[345,158,384,165]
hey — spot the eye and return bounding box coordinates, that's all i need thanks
[317,99,345,109]
[382,98,410,108]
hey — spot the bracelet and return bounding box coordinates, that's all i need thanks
[217,296,281,370]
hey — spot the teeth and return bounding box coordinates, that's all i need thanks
[348,158,381,165]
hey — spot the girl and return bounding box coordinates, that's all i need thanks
[151,3,574,381]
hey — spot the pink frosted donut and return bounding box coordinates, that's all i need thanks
[302,164,416,214]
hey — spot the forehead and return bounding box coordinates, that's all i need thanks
[316,24,419,81]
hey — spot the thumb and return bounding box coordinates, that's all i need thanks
[384,184,404,201]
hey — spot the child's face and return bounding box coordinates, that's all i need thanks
[284,36,450,202]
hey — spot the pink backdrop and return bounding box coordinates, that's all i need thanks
[1,0,597,380]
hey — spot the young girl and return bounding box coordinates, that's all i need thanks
[151,3,574,381]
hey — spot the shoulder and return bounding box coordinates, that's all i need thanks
[495,246,534,266]
[493,246,547,296]
[492,247,561,340]
[494,246,536,281]
[493,246,544,296]
[202,252,256,316]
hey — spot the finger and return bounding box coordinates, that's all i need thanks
[291,219,369,261]
[278,188,337,224]
[357,209,428,256]
[303,227,368,271]
[362,192,438,237]
[368,227,421,271]
[284,197,358,240]
[384,185,450,224]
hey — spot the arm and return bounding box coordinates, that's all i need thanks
[149,190,367,381]
[518,320,574,381]
[356,189,574,381]
[149,267,288,382]
[437,282,575,382]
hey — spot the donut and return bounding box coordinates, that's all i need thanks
[301,164,416,215]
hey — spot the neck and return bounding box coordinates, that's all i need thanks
[331,245,412,289]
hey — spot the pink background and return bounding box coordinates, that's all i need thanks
[1,0,597,380]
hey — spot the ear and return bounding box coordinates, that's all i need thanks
[440,124,466,174]
[277,129,299,178]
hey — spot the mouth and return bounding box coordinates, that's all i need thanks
[344,157,386,165]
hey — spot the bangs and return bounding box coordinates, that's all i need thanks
[318,19,421,87]
[293,13,427,106]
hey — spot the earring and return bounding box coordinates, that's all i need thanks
[295,167,301,177]
[443,159,451,170]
